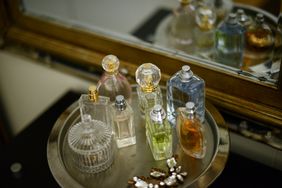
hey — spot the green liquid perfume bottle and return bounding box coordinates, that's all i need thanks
[146,104,173,161]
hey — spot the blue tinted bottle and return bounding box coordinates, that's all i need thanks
[167,65,205,124]
[215,13,245,68]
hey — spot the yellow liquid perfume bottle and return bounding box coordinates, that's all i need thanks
[135,63,163,115]
[67,85,115,173]
[146,104,173,161]
[176,102,206,159]
[97,54,132,103]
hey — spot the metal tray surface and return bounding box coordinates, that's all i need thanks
[47,86,229,188]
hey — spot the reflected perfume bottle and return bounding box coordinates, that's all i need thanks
[243,13,275,71]
[146,104,173,161]
[176,102,206,159]
[97,54,132,103]
[213,0,233,26]
[273,13,282,65]
[215,13,245,68]
[112,95,136,148]
[167,0,196,54]
[193,3,216,57]
[167,65,205,125]
[236,9,252,30]
[68,106,115,173]
[135,63,163,115]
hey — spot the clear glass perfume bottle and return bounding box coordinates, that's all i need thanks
[176,102,206,159]
[97,54,132,103]
[67,114,114,173]
[242,13,275,71]
[215,13,245,68]
[135,63,163,115]
[213,0,233,26]
[167,0,196,54]
[167,65,205,125]
[193,3,216,57]
[146,104,173,161]
[112,95,136,148]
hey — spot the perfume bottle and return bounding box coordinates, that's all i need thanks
[176,102,206,159]
[167,65,205,125]
[193,3,216,57]
[68,109,115,173]
[79,85,113,128]
[167,0,196,54]
[236,9,252,30]
[213,0,233,26]
[135,63,163,115]
[146,104,173,161]
[97,54,132,103]
[243,13,275,71]
[215,13,245,68]
[112,95,136,148]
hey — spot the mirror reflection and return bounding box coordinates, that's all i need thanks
[22,0,281,84]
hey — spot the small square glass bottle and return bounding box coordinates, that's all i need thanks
[67,85,115,173]
[146,104,173,161]
[176,102,206,159]
[167,65,205,125]
[112,95,136,148]
[135,63,163,116]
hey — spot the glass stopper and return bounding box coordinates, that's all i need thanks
[135,63,161,92]
[102,54,120,73]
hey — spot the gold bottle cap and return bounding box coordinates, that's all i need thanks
[179,0,191,5]
[88,85,99,102]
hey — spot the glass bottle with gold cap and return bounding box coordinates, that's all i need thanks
[67,85,115,173]
[97,54,132,103]
[193,3,216,57]
[167,0,196,54]
[135,63,163,115]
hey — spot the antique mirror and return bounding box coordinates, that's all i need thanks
[1,0,282,127]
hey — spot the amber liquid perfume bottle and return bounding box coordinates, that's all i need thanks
[146,104,173,161]
[176,102,206,159]
[67,86,115,173]
[135,63,163,115]
[243,13,274,71]
[97,54,132,103]
[112,95,136,148]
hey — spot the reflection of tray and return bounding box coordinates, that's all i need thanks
[47,86,229,187]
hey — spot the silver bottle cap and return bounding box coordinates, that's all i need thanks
[150,104,166,123]
[180,65,193,81]
[185,102,196,114]
[255,13,264,24]
[227,13,237,25]
[115,95,127,111]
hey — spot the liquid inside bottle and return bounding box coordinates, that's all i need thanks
[112,95,136,148]
[176,102,206,159]
[135,63,163,115]
[215,13,245,68]
[167,65,205,125]
[97,54,132,103]
[146,105,173,161]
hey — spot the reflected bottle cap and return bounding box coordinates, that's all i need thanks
[227,13,237,25]
[180,65,193,81]
[102,54,120,73]
[150,104,166,123]
[255,13,264,24]
[135,63,161,92]
[195,4,216,30]
[115,95,127,111]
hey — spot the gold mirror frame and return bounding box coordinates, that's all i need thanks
[1,0,282,127]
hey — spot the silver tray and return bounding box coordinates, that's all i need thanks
[47,86,229,188]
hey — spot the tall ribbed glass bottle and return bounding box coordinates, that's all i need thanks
[215,13,245,68]
[167,65,205,125]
